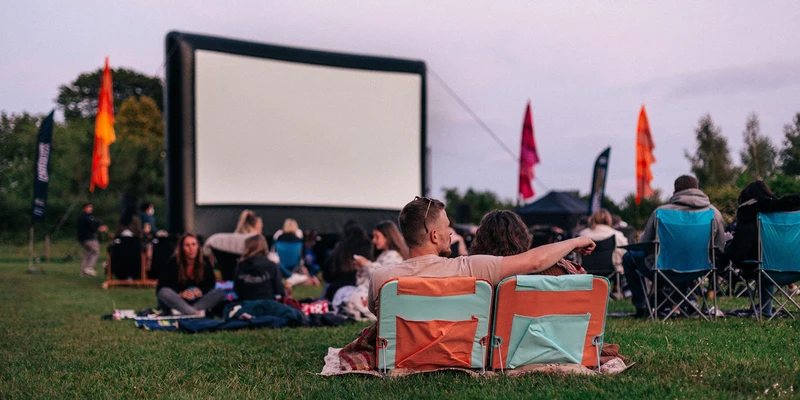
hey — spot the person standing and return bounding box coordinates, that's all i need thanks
[77,202,107,277]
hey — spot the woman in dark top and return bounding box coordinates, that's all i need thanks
[726,181,800,315]
[323,221,373,300]
[470,210,585,275]
[157,233,225,316]
[234,235,285,301]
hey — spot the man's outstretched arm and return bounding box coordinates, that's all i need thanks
[499,237,595,278]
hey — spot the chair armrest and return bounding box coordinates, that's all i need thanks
[619,241,656,254]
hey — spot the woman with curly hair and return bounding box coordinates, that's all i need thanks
[470,210,584,275]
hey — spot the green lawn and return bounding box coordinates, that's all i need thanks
[1,242,798,399]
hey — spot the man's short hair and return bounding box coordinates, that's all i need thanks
[674,175,699,193]
[82,202,92,209]
[398,197,446,247]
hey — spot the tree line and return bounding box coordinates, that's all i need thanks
[445,112,800,229]
[2,66,799,241]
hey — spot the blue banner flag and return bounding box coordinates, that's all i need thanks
[32,110,55,223]
[588,147,611,215]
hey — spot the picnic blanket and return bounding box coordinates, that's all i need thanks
[319,322,633,377]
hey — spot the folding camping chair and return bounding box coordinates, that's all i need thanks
[103,236,157,289]
[489,275,609,371]
[645,209,717,321]
[376,277,493,373]
[211,248,239,281]
[580,236,623,299]
[149,235,177,280]
[275,240,303,278]
[751,212,800,320]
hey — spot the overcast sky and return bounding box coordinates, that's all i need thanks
[2,1,799,204]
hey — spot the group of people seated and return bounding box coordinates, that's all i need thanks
[139,174,799,320]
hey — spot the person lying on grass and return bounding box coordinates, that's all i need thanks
[157,233,225,316]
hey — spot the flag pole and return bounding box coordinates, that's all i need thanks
[27,225,35,273]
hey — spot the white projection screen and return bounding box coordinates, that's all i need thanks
[194,50,421,209]
[165,32,427,235]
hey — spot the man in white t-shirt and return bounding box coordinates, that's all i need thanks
[368,197,596,314]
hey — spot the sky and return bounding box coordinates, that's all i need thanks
[2,1,799,205]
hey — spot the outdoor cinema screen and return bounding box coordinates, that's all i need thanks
[165,32,426,235]
[194,50,422,208]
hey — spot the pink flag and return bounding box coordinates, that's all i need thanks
[518,101,540,201]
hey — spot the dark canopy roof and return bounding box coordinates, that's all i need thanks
[514,191,588,230]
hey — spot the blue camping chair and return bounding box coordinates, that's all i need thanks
[752,212,800,320]
[275,241,303,278]
[644,209,718,321]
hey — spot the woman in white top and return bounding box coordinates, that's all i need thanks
[340,221,409,321]
[578,209,628,272]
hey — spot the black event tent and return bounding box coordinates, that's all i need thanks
[515,191,589,231]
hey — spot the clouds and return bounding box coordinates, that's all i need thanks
[2,2,800,204]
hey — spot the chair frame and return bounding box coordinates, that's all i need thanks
[103,237,157,289]
[753,214,800,321]
[644,211,717,321]
[580,236,623,300]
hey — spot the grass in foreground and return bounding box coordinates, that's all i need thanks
[0,242,798,399]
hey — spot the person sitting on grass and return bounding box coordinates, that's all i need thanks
[157,233,225,316]
[234,234,286,301]
[323,221,374,301]
[469,210,586,275]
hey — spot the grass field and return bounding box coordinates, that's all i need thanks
[1,241,798,399]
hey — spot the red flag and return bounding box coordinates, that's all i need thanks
[518,101,540,201]
[635,105,656,204]
[90,57,116,192]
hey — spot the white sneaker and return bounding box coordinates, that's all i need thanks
[81,269,97,277]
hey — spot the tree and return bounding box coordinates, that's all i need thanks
[618,190,663,231]
[442,187,515,225]
[0,112,41,234]
[56,67,163,121]
[110,96,165,197]
[780,112,800,176]
[740,113,777,181]
[684,114,738,188]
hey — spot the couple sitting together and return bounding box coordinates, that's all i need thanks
[339,197,596,371]
[367,197,594,314]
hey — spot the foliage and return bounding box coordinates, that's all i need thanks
[780,112,800,176]
[703,185,740,225]
[56,67,163,121]
[685,114,738,189]
[442,187,515,225]
[739,113,777,181]
[111,96,165,197]
[617,190,664,231]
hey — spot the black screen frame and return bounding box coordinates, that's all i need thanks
[164,31,427,236]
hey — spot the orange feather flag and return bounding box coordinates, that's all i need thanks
[90,57,115,192]
[635,105,656,204]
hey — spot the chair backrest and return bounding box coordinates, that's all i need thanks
[579,235,616,275]
[110,236,142,279]
[275,241,303,270]
[758,211,800,273]
[149,235,178,280]
[655,209,714,273]
[376,277,493,371]
[489,275,609,370]
[211,249,239,281]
